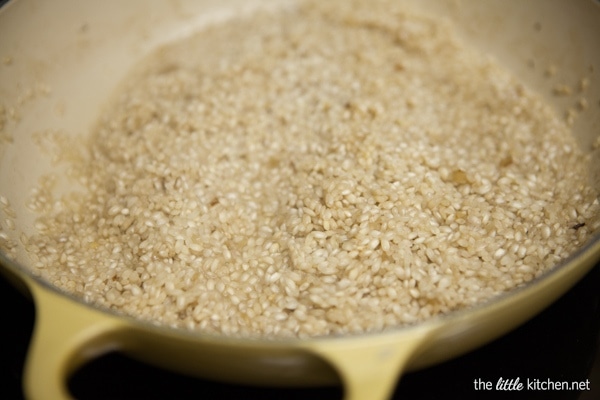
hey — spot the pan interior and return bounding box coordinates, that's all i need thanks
[0,0,599,337]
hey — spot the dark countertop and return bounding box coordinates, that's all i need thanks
[1,261,598,400]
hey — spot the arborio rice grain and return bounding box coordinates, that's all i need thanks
[22,0,600,337]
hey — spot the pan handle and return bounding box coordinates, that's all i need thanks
[302,327,437,400]
[22,272,438,400]
[23,279,131,400]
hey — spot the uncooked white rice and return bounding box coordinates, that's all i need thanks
[19,0,600,337]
